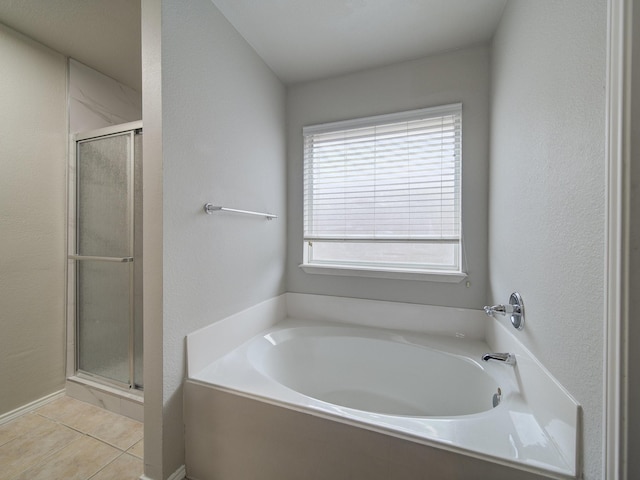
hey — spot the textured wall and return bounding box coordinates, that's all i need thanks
[140,0,163,477]
[286,46,490,309]
[150,0,287,476]
[0,23,67,416]
[490,1,606,478]
[627,1,640,476]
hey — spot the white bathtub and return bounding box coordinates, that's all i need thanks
[249,324,504,417]
[186,293,580,480]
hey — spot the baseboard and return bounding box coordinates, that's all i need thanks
[139,464,186,480]
[168,466,187,480]
[0,389,65,425]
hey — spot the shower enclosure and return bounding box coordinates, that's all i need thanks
[69,121,143,390]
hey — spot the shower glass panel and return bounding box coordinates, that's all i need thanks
[77,261,131,383]
[77,134,131,258]
[73,123,142,390]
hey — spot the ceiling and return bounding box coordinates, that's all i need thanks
[0,0,507,89]
[0,0,141,91]
[211,0,508,84]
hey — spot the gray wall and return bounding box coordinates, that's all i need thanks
[0,22,67,417]
[286,46,490,309]
[490,1,606,478]
[145,0,287,476]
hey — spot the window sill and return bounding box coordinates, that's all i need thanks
[299,263,467,283]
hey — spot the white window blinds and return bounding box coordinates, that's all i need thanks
[303,104,462,252]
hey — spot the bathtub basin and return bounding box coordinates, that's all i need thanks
[248,326,501,417]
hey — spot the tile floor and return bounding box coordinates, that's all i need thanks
[0,395,143,480]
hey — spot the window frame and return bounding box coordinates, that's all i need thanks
[300,104,467,283]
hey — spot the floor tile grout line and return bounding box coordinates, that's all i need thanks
[34,411,143,453]
[4,397,144,480]
[86,432,142,453]
[4,425,83,480]
[85,450,127,480]
[0,415,67,455]
[7,433,135,480]
[34,412,101,440]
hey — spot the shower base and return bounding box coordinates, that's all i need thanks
[66,376,143,422]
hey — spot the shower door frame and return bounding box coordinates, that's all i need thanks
[68,120,143,392]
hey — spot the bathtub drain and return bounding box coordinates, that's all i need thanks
[492,387,502,408]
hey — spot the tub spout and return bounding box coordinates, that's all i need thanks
[482,352,516,365]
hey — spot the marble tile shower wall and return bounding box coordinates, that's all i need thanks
[69,59,141,134]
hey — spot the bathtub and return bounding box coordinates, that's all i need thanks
[249,324,505,417]
[185,293,580,480]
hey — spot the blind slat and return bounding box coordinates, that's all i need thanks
[303,104,462,243]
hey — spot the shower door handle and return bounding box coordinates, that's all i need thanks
[68,255,133,263]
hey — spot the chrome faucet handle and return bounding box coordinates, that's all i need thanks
[483,292,525,331]
[482,352,516,365]
[484,304,507,316]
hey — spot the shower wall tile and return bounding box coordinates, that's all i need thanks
[69,59,141,134]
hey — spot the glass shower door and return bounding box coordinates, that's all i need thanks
[72,125,142,389]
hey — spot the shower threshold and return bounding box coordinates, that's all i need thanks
[66,375,143,422]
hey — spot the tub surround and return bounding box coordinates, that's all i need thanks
[185,293,580,479]
[485,309,582,472]
[186,295,286,377]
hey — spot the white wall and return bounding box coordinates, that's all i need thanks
[627,1,640,476]
[143,0,287,477]
[0,23,67,416]
[490,1,606,478]
[286,46,490,309]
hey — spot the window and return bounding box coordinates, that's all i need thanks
[302,104,463,280]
